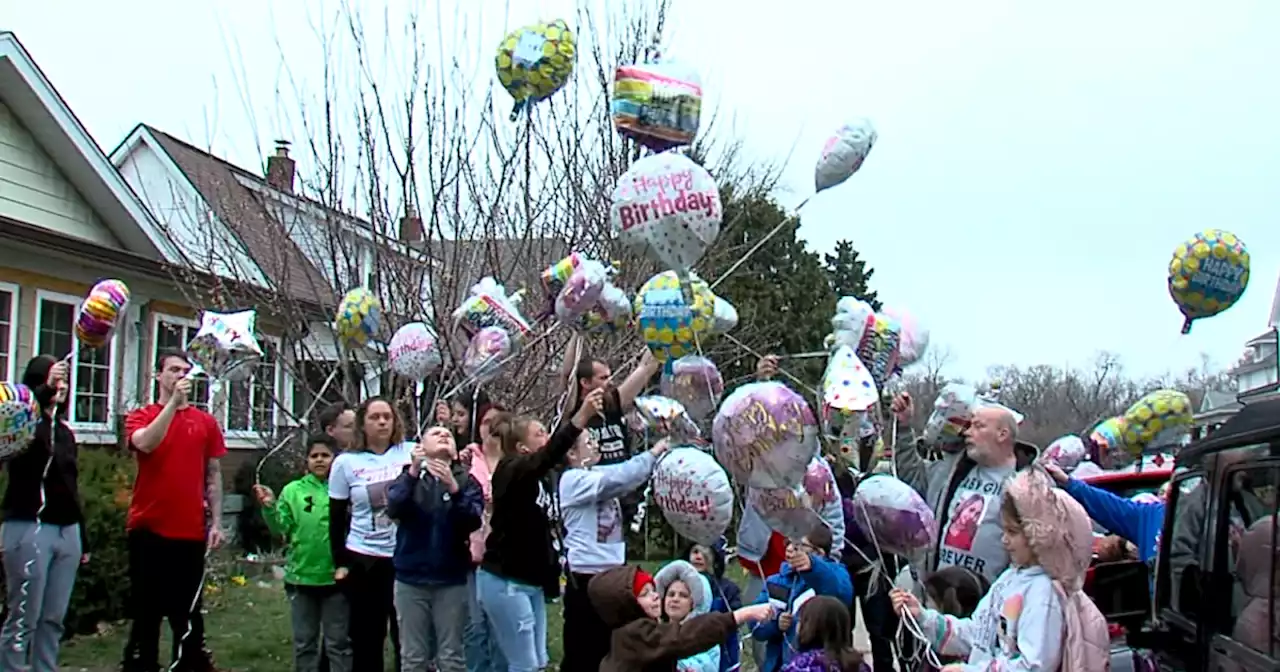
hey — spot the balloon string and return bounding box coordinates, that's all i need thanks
[708,196,811,292]
[720,333,821,399]
[11,453,53,660]
[169,544,211,671]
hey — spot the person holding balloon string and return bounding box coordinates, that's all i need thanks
[120,349,227,672]
[558,423,671,672]
[477,388,606,672]
[0,355,88,671]
[458,401,510,672]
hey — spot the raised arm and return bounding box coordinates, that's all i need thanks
[615,350,661,411]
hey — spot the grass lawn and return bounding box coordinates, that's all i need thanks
[59,559,704,672]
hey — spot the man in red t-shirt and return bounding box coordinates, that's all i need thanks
[120,349,227,672]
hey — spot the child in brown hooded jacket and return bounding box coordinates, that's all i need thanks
[588,565,773,672]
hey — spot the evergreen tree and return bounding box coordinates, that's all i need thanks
[824,239,881,310]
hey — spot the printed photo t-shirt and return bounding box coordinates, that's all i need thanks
[329,442,415,558]
[937,463,1016,585]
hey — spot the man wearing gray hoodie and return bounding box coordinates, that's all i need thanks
[891,395,1037,587]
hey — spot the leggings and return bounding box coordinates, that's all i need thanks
[342,552,399,672]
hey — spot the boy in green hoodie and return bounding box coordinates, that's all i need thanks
[254,435,353,672]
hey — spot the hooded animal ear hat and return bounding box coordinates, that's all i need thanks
[1005,469,1110,670]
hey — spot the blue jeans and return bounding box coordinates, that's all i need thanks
[465,571,507,672]
[475,569,547,672]
[0,521,82,672]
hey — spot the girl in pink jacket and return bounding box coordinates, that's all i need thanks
[893,470,1111,671]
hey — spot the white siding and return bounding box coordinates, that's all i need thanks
[0,101,119,247]
[114,139,265,284]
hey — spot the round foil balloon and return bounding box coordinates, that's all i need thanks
[581,282,632,333]
[803,457,837,506]
[388,322,442,382]
[712,381,820,490]
[453,277,532,341]
[749,486,824,539]
[462,326,512,384]
[849,474,937,556]
[881,305,929,370]
[822,346,878,430]
[612,56,702,151]
[494,19,576,118]
[710,293,738,334]
[76,279,130,349]
[1039,435,1088,473]
[336,287,381,348]
[1168,229,1249,334]
[634,396,700,442]
[186,310,264,382]
[814,118,877,192]
[611,153,721,275]
[634,271,714,365]
[651,447,733,545]
[0,383,39,462]
[1122,389,1193,451]
[554,259,609,322]
[659,355,723,422]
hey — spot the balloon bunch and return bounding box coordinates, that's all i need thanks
[453,278,532,385]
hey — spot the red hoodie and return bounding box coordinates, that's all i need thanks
[738,532,788,578]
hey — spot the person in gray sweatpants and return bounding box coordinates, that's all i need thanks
[0,355,87,672]
[386,428,484,671]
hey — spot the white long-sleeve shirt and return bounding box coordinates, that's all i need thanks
[559,451,657,574]
[920,565,1064,671]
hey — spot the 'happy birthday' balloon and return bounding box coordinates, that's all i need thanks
[1121,389,1193,452]
[1168,229,1249,334]
[814,118,877,192]
[611,153,721,276]
[849,474,937,556]
[0,383,39,462]
[749,485,824,540]
[651,447,733,545]
[634,271,714,366]
[495,19,576,119]
[660,355,723,422]
[388,322,442,382]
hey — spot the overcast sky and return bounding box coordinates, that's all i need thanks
[7,1,1280,381]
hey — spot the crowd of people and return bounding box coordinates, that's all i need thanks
[0,339,1267,672]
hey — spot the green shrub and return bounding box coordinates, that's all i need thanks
[232,440,308,554]
[0,446,136,636]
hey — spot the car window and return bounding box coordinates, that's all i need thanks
[1159,472,1206,618]
[1215,462,1280,657]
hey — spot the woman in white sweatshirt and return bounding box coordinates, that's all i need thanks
[558,435,668,672]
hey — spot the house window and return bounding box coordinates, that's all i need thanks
[0,282,17,381]
[34,290,116,428]
[152,314,280,435]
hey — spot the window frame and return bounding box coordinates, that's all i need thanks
[0,281,19,382]
[1155,469,1207,635]
[33,288,118,433]
[150,312,284,439]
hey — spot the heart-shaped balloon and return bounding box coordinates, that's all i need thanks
[611,153,721,275]
[815,118,877,192]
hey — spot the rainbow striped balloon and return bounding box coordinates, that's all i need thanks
[76,279,130,348]
[0,383,39,461]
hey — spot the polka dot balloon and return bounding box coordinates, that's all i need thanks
[0,383,39,462]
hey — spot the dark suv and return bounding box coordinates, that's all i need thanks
[1097,398,1280,671]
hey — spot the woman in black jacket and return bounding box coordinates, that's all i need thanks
[476,387,603,672]
[0,355,87,671]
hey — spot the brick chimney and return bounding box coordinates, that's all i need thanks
[399,205,424,243]
[266,140,295,193]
